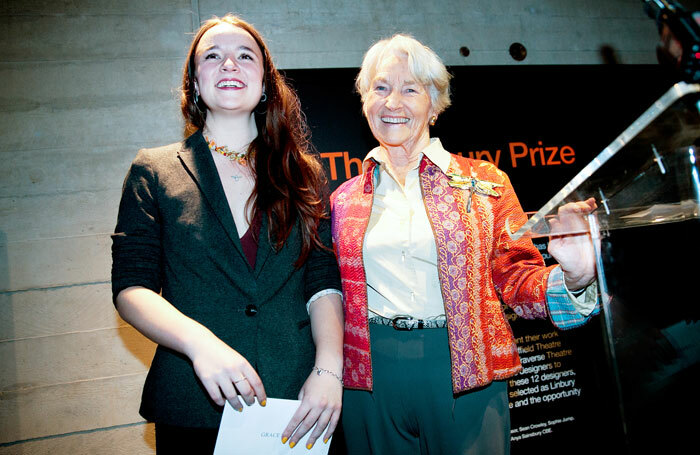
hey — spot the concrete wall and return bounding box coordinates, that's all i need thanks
[0,0,681,452]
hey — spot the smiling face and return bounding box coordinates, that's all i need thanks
[363,52,434,154]
[194,23,265,118]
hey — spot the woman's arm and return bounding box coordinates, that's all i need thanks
[116,286,266,411]
[281,292,344,449]
[113,151,266,411]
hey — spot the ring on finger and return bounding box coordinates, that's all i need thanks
[234,377,247,384]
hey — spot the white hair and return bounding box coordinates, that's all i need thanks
[356,34,452,114]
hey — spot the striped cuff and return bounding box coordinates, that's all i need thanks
[546,266,600,330]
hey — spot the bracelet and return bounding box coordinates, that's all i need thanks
[312,366,343,385]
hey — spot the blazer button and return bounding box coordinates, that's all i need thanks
[245,304,258,317]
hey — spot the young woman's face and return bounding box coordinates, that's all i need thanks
[194,23,265,117]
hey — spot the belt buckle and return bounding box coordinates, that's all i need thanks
[391,315,414,331]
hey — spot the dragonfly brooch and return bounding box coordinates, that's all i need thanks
[447,173,504,213]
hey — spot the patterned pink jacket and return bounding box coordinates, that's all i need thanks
[331,150,592,394]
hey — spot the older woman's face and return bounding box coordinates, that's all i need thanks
[363,52,434,152]
[194,23,264,118]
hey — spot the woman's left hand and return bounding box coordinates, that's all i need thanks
[547,197,598,291]
[281,368,343,449]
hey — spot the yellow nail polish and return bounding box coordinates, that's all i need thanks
[260,399,266,407]
[306,443,313,450]
[324,437,329,444]
[237,407,243,412]
[281,436,288,444]
[289,441,296,448]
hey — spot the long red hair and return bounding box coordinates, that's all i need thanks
[181,14,328,265]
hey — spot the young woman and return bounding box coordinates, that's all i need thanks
[112,14,343,453]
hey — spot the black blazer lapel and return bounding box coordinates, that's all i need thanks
[177,131,247,263]
[254,215,273,278]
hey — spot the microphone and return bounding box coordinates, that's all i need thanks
[643,0,700,82]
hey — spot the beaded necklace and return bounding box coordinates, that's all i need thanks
[204,133,251,166]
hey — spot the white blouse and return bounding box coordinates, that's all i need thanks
[363,139,452,320]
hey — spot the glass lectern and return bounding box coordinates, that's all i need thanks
[508,82,700,452]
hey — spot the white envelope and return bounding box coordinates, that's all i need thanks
[214,398,331,455]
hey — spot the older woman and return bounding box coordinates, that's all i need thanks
[112,15,343,453]
[331,34,598,454]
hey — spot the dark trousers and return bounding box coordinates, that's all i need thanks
[341,324,510,455]
[155,423,219,454]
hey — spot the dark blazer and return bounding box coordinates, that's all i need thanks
[112,131,340,428]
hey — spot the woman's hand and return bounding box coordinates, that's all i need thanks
[280,292,344,448]
[115,287,267,412]
[187,332,267,411]
[281,368,343,449]
[547,198,598,291]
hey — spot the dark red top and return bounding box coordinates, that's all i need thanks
[240,211,262,268]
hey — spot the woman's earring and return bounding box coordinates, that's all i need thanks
[255,92,268,115]
[193,81,204,112]
[193,89,205,113]
[429,115,437,126]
